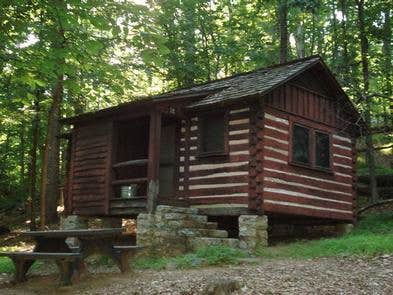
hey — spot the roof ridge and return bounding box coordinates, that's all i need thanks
[155,55,321,98]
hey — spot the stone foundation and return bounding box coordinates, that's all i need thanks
[136,206,198,256]
[136,205,269,256]
[238,215,268,252]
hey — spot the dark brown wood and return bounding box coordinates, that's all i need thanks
[147,109,162,213]
[0,252,81,285]
[111,178,147,186]
[21,228,123,238]
[113,159,148,168]
[64,60,360,223]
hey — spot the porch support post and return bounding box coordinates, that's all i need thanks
[147,108,161,213]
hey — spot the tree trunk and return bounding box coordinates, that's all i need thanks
[183,0,197,87]
[356,0,379,203]
[28,98,40,230]
[382,3,392,126]
[331,0,340,73]
[278,0,289,63]
[40,75,63,227]
[339,0,350,83]
[294,23,305,58]
[19,123,26,189]
[41,74,64,226]
[40,0,66,227]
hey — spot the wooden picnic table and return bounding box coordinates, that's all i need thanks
[1,228,141,285]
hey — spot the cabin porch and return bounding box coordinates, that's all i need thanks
[65,104,187,218]
[108,110,183,217]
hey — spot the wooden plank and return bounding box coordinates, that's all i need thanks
[263,201,353,221]
[179,185,248,197]
[181,164,249,178]
[72,176,106,184]
[0,252,81,260]
[21,228,124,238]
[112,159,148,168]
[189,196,248,205]
[263,182,353,204]
[187,175,248,186]
[111,178,147,186]
[74,142,107,153]
[74,152,107,161]
[263,169,353,194]
[147,109,161,213]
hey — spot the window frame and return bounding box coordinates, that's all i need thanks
[289,120,332,172]
[314,130,332,170]
[291,123,311,166]
[197,110,229,157]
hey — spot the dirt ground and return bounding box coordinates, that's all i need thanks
[1,254,392,295]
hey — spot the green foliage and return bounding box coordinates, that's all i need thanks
[133,245,247,270]
[0,0,392,213]
[133,256,168,270]
[0,257,15,274]
[256,213,393,259]
[0,257,42,274]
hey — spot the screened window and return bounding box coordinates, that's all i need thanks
[315,132,330,168]
[199,113,226,155]
[292,125,310,164]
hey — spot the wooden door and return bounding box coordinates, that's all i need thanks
[158,121,177,198]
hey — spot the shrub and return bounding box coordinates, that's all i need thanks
[256,213,393,259]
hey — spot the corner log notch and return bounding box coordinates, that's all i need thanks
[147,108,162,213]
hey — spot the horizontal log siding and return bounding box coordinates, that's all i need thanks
[178,107,251,209]
[261,108,355,221]
[68,122,111,215]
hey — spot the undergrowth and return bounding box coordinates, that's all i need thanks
[133,245,247,270]
[256,213,393,259]
[0,213,391,273]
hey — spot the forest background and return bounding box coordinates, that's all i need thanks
[0,0,392,226]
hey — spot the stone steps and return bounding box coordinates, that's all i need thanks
[179,228,229,238]
[189,237,240,250]
[204,222,219,229]
[137,205,268,255]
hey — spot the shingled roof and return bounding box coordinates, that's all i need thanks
[63,55,362,125]
[184,56,320,109]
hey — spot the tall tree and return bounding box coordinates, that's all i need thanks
[28,97,40,230]
[40,1,66,226]
[278,0,289,63]
[356,0,379,203]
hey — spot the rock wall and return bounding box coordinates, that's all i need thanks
[136,206,199,256]
[136,205,268,256]
[238,215,268,252]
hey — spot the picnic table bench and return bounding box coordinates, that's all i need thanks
[0,228,142,285]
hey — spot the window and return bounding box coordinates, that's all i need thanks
[199,113,227,155]
[315,132,330,168]
[292,125,310,164]
[291,123,331,170]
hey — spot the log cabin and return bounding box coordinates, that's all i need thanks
[62,55,365,227]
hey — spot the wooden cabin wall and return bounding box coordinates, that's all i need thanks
[177,106,251,210]
[66,121,112,215]
[260,84,356,221]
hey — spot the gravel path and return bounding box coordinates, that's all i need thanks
[2,255,392,294]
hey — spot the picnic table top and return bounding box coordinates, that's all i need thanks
[20,228,124,238]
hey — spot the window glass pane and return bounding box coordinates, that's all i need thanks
[201,115,225,153]
[315,132,330,168]
[292,125,309,164]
